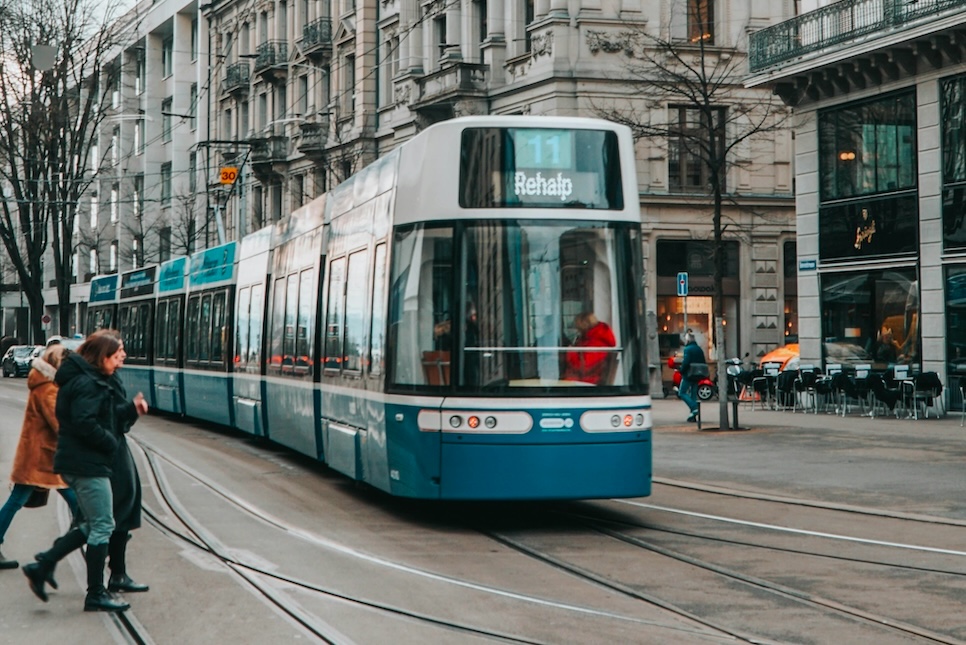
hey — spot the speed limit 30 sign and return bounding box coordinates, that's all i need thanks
[220,167,238,184]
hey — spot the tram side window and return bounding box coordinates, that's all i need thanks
[250,284,264,370]
[186,297,200,362]
[268,277,286,375]
[236,287,251,370]
[369,243,387,376]
[211,291,227,364]
[155,298,182,364]
[296,270,314,377]
[343,251,368,373]
[283,274,298,374]
[388,225,453,387]
[198,294,212,362]
[118,303,150,362]
[324,258,346,370]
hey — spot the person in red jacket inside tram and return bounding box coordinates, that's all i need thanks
[563,312,617,385]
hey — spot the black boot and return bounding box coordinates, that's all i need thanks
[0,547,18,570]
[84,543,129,612]
[34,527,87,591]
[107,532,148,593]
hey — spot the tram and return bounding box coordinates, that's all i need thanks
[90,115,652,500]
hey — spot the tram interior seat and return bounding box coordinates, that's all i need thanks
[422,351,451,386]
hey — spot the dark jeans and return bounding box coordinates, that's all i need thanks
[679,378,699,415]
[0,484,79,544]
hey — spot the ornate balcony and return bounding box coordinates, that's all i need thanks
[297,118,329,162]
[301,18,333,61]
[223,62,250,95]
[249,134,289,179]
[747,0,966,106]
[254,41,288,82]
[410,62,489,122]
[749,0,966,72]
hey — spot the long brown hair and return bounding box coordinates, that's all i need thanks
[77,329,122,373]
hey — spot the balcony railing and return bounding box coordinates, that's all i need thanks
[255,41,288,72]
[302,17,333,49]
[749,0,966,72]
[224,62,250,93]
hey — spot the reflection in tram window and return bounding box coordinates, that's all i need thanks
[387,221,643,393]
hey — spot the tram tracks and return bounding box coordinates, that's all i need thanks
[130,437,722,643]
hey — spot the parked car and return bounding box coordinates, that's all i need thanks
[45,335,85,351]
[2,345,43,377]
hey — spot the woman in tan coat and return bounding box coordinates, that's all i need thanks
[0,345,78,569]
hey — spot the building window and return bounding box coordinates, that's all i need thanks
[90,249,98,275]
[945,267,966,401]
[688,0,714,44]
[240,100,250,137]
[258,93,268,130]
[941,74,966,251]
[111,126,120,166]
[161,162,172,206]
[253,184,264,229]
[191,17,199,61]
[298,75,309,115]
[136,56,145,95]
[668,106,726,193]
[783,240,798,343]
[110,240,118,272]
[189,83,198,130]
[223,107,233,139]
[111,184,119,223]
[90,195,98,229]
[162,97,172,142]
[821,268,918,370]
[159,227,171,262]
[162,37,173,77]
[133,174,144,218]
[819,91,917,201]
[189,152,197,194]
[292,174,304,207]
[135,119,144,155]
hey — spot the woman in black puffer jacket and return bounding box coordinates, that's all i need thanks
[22,330,148,612]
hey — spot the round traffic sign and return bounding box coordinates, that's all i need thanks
[41,314,52,324]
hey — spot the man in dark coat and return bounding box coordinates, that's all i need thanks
[678,330,707,422]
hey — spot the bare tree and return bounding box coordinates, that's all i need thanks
[117,190,203,266]
[0,0,133,341]
[595,3,791,429]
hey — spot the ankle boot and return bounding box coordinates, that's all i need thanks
[33,527,87,591]
[0,547,18,570]
[84,543,129,612]
[22,560,54,602]
[107,532,148,592]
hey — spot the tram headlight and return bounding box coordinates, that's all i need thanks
[468,416,480,429]
[623,415,633,427]
[611,415,621,428]
[484,416,497,429]
[449,415,463,428]
[635,413,645,426]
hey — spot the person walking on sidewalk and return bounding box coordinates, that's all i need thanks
[0,345,79,571]
[22,330,148,613]
[678,331,708,423]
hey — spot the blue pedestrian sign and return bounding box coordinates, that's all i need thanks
[677,272,688,297]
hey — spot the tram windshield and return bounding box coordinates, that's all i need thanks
[387,220,647,395]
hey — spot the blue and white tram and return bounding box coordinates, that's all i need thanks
[143,115,650,500]
[271,115,648,499]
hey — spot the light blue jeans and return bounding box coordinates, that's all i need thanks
[62,475,115,546]
[0,484,79,545]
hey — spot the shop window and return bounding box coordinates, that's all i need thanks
[940,75,966,251]
[819,91,917,201]
[818,194,918,261]
[945,266,966,409]
[820,268,919,370]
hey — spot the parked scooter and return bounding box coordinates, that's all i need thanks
[670,355,746,401]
